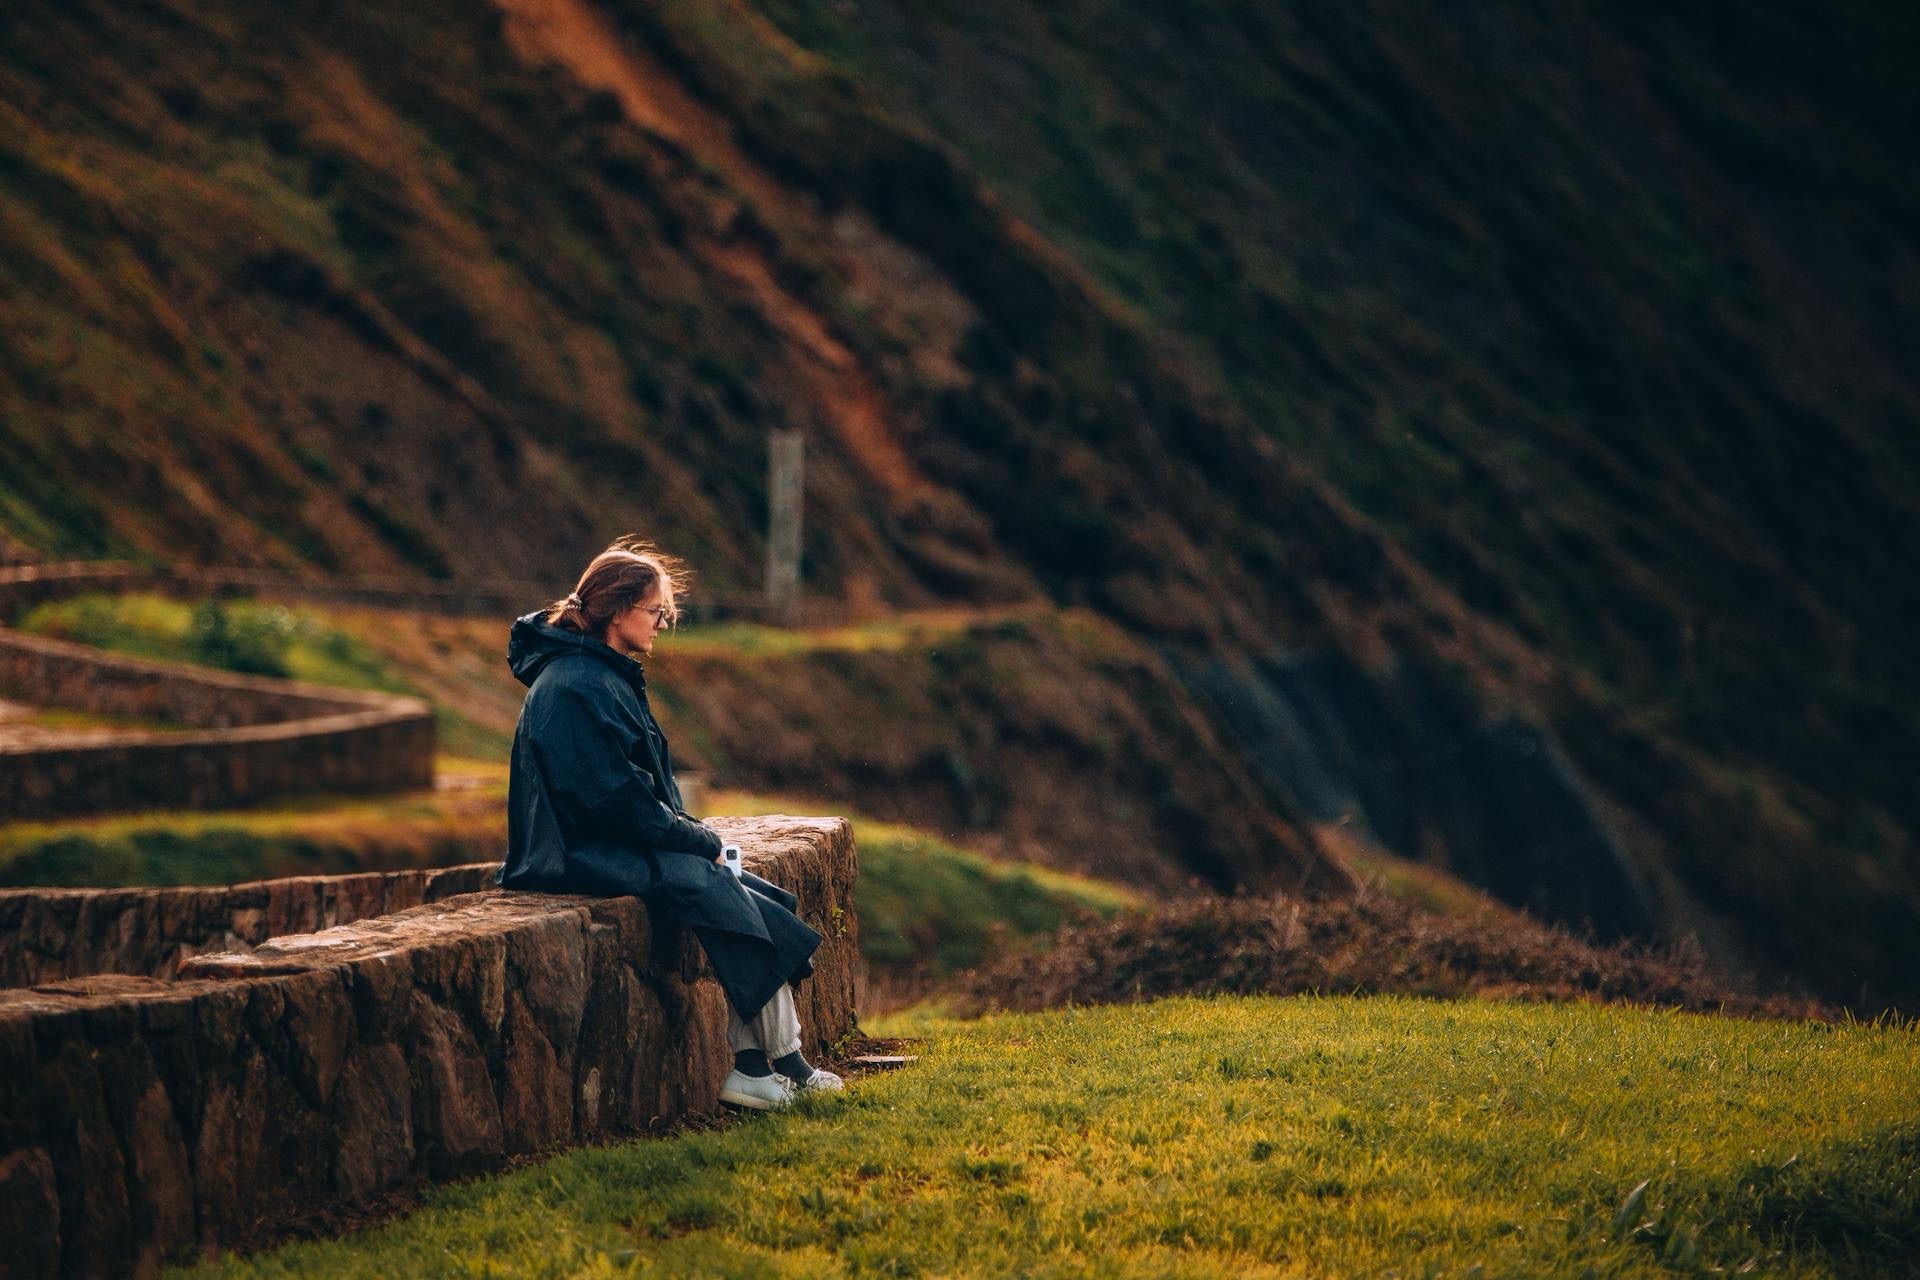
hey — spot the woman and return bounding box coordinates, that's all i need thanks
[498,536,841,1109]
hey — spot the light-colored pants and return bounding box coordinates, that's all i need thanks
[727,982,801,1059]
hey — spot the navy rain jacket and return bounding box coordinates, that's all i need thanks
[499,612,819,1019]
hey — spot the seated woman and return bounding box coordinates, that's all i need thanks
[497,536,840,1109]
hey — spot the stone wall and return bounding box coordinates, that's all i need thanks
[0,625,391,729]
[0,864,503,989]
[0,816,859,1277]
[0,628,435,819]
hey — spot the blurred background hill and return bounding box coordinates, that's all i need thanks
[2,0,1914,1008]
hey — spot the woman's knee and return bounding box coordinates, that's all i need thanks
[743,877,798,913]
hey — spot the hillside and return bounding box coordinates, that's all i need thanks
[2,1,1916,1005]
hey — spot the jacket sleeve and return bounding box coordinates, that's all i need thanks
[529,678,722,858]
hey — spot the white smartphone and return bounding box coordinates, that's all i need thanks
[720,844,743,877]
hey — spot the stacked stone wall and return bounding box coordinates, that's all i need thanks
[0,628,435,819]
[0,626,384,728]
[0,863,502,989]
[0,816,859,1277]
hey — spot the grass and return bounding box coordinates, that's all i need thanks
[176,996,1919,1278]
[17,591,404,684]
[1334,836,1532,925]
[0,757,505,887]
[664,609,1034,660]
[850,821,1141,980]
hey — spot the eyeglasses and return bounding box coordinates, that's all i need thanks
[638,602,675,628]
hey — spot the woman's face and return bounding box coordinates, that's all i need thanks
[605,585,673,656]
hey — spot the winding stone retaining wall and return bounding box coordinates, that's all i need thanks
[0,863,502,989]
[0,628,435,819]
[0,816,859,1277]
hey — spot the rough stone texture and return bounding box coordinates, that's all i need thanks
[0,863,502,989]
[0,816,857,1277]
[0,627,435,819]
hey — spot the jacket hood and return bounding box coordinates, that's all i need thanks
[507,611,645,689]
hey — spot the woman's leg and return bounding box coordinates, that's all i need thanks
[717,986,801,1111]
[726,984,843,1094]
[726,982,802,1062]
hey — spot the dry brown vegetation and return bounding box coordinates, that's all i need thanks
[948,892,1832,1022]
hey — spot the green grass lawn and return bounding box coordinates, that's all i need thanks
[175,996,1917,1278]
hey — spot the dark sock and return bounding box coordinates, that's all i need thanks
[773,1050,815,1084]
[733,1050,772,1078]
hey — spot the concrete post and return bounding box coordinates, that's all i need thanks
[767,429,803,616]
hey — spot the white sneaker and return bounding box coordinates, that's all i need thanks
[797,1068,845,1094]
[719,1069,795,1110]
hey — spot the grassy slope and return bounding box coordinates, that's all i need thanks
[178,997,1919,1278]
[17,592,1337,895]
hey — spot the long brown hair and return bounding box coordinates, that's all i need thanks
[545,537,688,640]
